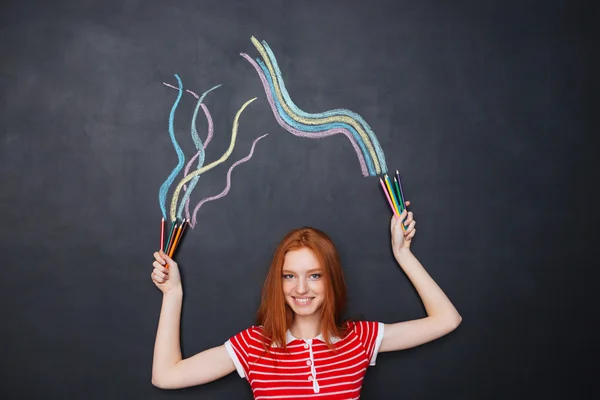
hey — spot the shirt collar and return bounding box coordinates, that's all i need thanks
[284,330,341,345]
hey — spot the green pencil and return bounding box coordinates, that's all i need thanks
[164,220,177,253]
[394,176,405,212]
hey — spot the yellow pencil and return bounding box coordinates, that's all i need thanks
[384,175,401,216]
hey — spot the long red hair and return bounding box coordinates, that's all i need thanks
[256,227,348,351]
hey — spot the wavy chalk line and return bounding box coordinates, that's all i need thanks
[158,74,185,219]
[249,37,384,175]
[169,97,257,221]
[190,133,268,227]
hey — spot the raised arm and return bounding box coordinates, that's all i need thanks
[379,205,462,353]
[150,250,236,389]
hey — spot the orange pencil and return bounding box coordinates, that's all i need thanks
[175,219,188,249]
[168,222,183,257]
[174,219,188,249]
[170,221,188,257]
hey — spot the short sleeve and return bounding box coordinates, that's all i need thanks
[224,326,265,379]
[350,321,385,366]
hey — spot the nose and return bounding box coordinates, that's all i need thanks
[296,277,309,294]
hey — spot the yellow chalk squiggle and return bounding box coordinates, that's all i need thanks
[250,37,381,174]
[169,97,257,220]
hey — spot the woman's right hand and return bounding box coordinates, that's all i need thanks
[151,250,182,294]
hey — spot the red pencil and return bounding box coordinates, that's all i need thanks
[160,217,165,250]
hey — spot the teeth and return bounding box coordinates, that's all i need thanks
[294,297,312,304]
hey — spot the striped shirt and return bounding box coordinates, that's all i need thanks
[224,321,384,399]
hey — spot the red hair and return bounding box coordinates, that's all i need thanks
[256,227,348,352]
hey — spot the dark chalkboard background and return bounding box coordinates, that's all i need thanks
[1,0,595,399]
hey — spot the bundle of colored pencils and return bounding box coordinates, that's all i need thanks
[160,218,189,259]
[379,170,407,228]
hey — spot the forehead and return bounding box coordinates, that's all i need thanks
[283,247,321,271]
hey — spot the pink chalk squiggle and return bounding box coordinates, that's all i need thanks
[163,82,200,99]
[190,134,269,228]
[240,53,369,177]
[183,103,215,220]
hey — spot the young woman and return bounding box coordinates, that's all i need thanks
[150,204,461,398]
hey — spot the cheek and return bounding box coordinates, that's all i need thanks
[311,281,326,294]
[282,281,293,294]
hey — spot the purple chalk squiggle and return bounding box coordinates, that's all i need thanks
[240,53,369,177]
[190,134,269,228]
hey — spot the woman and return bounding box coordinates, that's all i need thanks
[150,204,461,398]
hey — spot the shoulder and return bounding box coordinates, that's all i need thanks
[343,320,385,366]
[228,326,270,349]
[345,320,382,335]
[344,320,384,346]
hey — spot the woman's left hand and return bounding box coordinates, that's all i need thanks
[391,201,416,252]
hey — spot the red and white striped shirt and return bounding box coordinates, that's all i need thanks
[224,321,384,399]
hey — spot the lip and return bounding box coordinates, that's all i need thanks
[292,296,315,306]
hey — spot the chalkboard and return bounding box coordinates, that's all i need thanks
[1,0,595,399]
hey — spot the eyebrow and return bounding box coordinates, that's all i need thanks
[282,269,323,274]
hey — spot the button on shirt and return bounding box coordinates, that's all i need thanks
[225,321,384,399]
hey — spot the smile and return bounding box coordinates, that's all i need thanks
[292,297,314,305]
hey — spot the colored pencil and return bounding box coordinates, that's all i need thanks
[395,170,406,209]
[168,221,184,257]
[177,219,189,247]
[393,177,404,212]
[164,220,177,253]
[170,220,188,257]
[384,174,401,216]
[160,217,165,250]
[379,178,400,218]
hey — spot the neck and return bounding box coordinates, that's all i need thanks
[290,313,321,339]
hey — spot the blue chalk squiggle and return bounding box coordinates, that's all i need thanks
[158,74,186,220]
[262,40,387,173]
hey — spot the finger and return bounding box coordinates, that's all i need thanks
[400,209,410,228]
[405,200,411,207]
[151,271,164,284]
[408,228,416,239]
[404,220,416,234]
[153,261,169,273]
[153,268,167,280]
[404,211,414,225]
[154,252,166,265]
[399,208,408,221]
[160,250,175,265]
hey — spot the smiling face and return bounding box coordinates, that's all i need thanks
[282,247,326,318]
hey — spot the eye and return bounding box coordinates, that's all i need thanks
[309,273,322,280]
[282,274,294,279]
